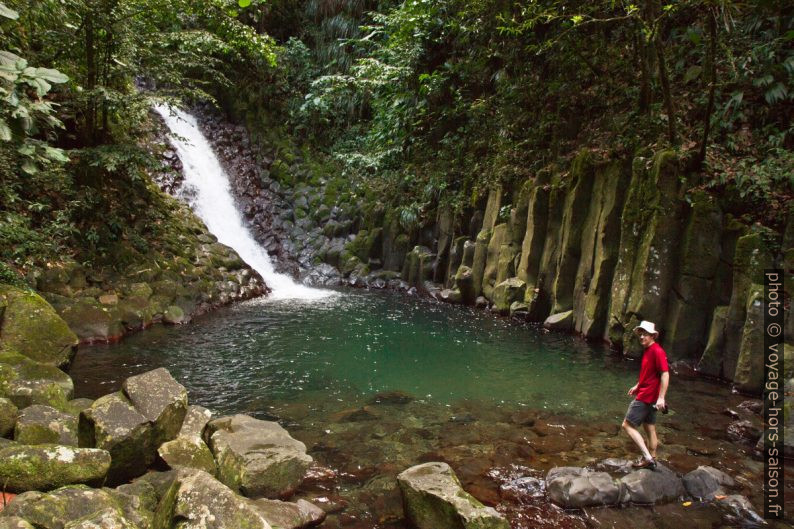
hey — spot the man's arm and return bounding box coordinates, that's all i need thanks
[656,371,669,408]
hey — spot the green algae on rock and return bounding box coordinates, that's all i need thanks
[0,444,110,492]
[0,285,78,369]
[14,405,78,446]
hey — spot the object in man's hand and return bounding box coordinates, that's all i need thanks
[658,403,669,414]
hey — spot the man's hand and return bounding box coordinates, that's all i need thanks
[655,396,666,410]
[628,384,638,396]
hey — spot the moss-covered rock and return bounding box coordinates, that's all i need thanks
[206,414,312,499]
[0,350,73,410]
[697,306,729,377]
[397,461,509,529]
[550,151,596,315]
[14,405,77,446]
[252,498,326,529]
[516,179,549,289]
[453,266,476,305]
[109,479,158,528]
[121,367,188,447]
[403,246,434,288]
[0,517,35,529]
[482,224,509,301]
[492,278,526,315]
[78,392,155,484]
[572,161,628,339]
[63,507,137,529]
[0,397,17,438]
[153,469,274,529]
[733,285,765,394]
[163,305,187,325]
[445,236,469,289]
[0,444,110,492]
[158,436,217,475]
[1,486,124,528]
[544,310,574,332]
[470,229,491,299]
[57,298,124,344]
[527,186,564,321]
[0,285,78,368]
[433,208,454,284]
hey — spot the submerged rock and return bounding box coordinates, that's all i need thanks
[251,498,326,529]
[0,444,110,492]
[14,405,78,446]
[545,467,620,508]
[206,414,313,498]
[397,461,509,529]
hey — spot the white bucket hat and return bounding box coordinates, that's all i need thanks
[633,320,659,337]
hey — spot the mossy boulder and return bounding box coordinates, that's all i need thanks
[178,405,213,439]
[158,436,217,475]
[78,392,155,484]
[403,246,434,288]
[481,224,508,301]
[732,285,765,394]
[153,469,274,529]
[251,498,326,529]
[445,236,469,289]
[0,517,35,529]
[122,368,187,447]
[163,305,187,325]
[63,507,137,529]
[206,414,313,499]
[0,444,110,492]
[109,480,159,528]
[0,350,73,410]
[397,461,509,529]
[698,306,729,377]
[492,278,526,315]
[470,229,491,299]
[14,405,78,446]
[0,397,18,437]
[516,182,549,289]
[453,266,476,305]
[544,310,574,332]
[1,485,126,528]
[57,298,124,344]
[0,285,78,368]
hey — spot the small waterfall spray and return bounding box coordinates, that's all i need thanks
[154,104,330,300]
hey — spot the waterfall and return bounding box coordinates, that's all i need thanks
[154,104,331,300]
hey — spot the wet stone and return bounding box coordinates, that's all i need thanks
[683,466,735,500]
[545,467,621,508]
[121,367,188,446]
[619,463,685,504]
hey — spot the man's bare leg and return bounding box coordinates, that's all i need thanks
[643,423,658,458]
[622,419,653,461]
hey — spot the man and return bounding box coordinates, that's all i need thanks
[621,320,669,470]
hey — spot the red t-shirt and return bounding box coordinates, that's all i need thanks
[635,342,669,403]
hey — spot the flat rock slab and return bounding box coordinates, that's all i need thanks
[546,467,621,508]
[397,461,509,529]
[619,463,685,504]
[0,444,110,493]
[251,498,326,529]
[122,368,187,446]
[155,469,274,529]
[14,405,77,446]
[78,392,154,484]
[1,485,128,529]
[683,465,735,500]
[207,414,313,498]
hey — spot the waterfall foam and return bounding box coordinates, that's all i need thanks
[154,104,331,300]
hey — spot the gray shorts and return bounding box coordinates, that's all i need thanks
[625,399,657,427]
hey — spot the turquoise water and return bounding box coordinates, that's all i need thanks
[70,289,634,419]
[69,289,768,529]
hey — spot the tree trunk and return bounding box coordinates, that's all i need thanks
[696,9,717,169]
[655,29,677,145]
[85,15,97,146]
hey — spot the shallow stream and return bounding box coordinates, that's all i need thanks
[69,289,784,528]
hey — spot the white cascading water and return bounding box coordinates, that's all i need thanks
[154,104,330,300]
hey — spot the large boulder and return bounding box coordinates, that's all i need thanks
[78,392,155,484]
[206,414,313,498]
[545,467,621,508]
[492,277,526,315]
[0,518,35,529]
[252,498,326,529]
[732,285,765,393]
[57,298,124,344]
[397,462,509,529]
[0,397,18,437]
[683,466,735,500]
[619,463,685,504]
[0,351,73,410]
[0,285,78,368]
[178,405,213,438]
[453,266,476,305]
[63,508,137,529]
[158,436,216,475]
[121,368,187,446]
[14,405,77,446]
[0,444,110,492]
[1,485,129,528]
[153,469,274,529]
